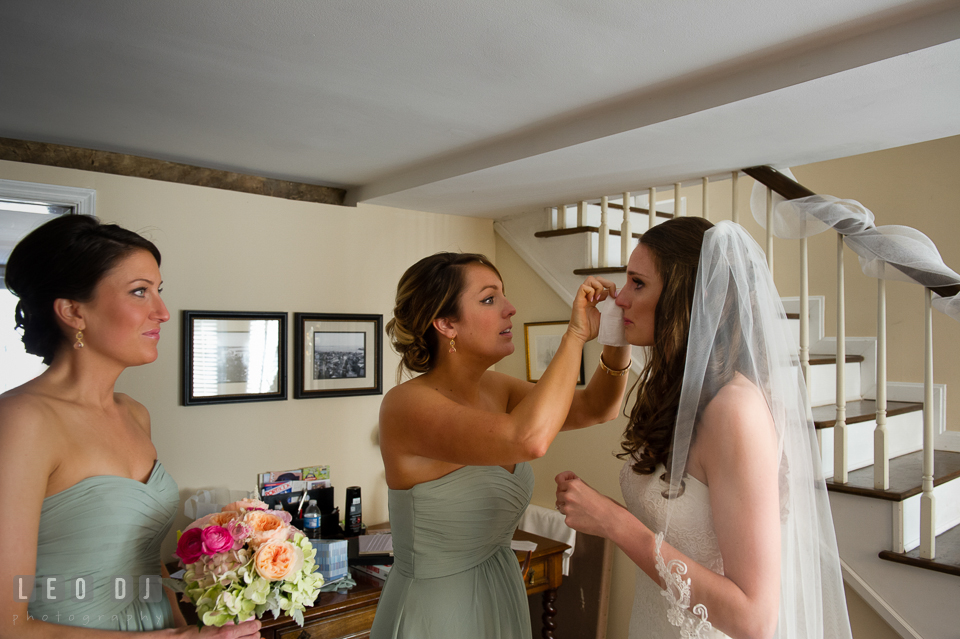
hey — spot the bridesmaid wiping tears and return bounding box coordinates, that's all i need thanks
[371,252,632,639]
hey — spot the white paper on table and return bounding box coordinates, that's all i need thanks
[359,533,393,554]
[510,540,538,553]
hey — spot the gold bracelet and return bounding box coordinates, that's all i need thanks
[599,354,631,377]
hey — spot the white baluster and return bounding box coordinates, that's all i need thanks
[621,191,632,265]
[800,237,810,393]
[834,234,847,484]
[648,187,656,230]
[547,206,556,231]
[766,187,774,276]
[599,196,610,268]
[921,288,936,559]
[674,182,682,217]
[577,201,586,228]
[731,172,739,224]
[874,274,889,490]
[702,177,709,219]
[557,204,567,230]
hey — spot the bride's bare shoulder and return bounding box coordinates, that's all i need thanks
[700,374,775,442]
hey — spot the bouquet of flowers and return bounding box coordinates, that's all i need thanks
[173,498,324,628]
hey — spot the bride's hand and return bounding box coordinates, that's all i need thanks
[567,277,618,344]
[555,471,624,539]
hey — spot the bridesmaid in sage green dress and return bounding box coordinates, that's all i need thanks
[0,215,261,638]
[372,252,633,638]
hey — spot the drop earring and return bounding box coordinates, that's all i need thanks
[449,338,456,353]
[74,330,85,349]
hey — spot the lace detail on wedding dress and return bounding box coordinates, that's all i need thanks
[655,532,714,639]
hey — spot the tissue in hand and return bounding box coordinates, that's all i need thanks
[598,296,629,347]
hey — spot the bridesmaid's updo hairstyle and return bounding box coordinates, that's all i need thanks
[387,252,502,380]
[4,214,162,365]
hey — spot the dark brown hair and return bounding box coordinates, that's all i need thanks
[386,252,502,380]
[5,214,162,365]
[618,216,713,475]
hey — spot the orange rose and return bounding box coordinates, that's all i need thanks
[254,541,304,581]
[243,511,289,548]
[209,511,239,527]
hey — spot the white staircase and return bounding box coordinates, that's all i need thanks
[496,200,960,638]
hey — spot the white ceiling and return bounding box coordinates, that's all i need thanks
[1,0,958,219]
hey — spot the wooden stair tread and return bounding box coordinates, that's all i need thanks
[808,354,865,366]
[573,266,626,275]
[535,226,643,239]
[825,450,960,501]
[879,524,960,577]
[812,399,922,430]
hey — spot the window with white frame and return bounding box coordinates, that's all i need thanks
[0,179,96,392]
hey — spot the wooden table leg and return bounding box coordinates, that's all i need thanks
[541,588,557,639]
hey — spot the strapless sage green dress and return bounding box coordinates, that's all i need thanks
[29,460,179,630]
[371,463,534,639]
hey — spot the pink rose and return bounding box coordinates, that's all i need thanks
[223,498,268,513]
[176,527,204,564]
[184,513,216,532]
[225,519,252,550]
[201,525,234,555]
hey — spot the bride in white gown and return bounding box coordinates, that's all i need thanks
[556,218,853,639]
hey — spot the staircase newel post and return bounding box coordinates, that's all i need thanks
[920,288,937,559]
[599,196,610,268]
[701,177,709,219]
[874,274,889,490]
[621,192,632,266]
[731,171,739,224]
[834,233,848,484]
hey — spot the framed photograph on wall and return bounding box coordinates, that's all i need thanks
[524,320,585,385]
[294,313,383,399]
[182,311,287,406]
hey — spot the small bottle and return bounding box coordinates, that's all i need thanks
[345,486,362,536]
[303,499,321,539]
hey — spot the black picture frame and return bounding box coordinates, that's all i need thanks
[523,320,586,385]
[293,313,383,399]
[181,311,287,406]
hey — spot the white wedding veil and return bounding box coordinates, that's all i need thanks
[655,221,852,639]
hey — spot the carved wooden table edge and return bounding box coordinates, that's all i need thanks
[512,529,571,639]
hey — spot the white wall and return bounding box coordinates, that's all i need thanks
[0,159,495,561]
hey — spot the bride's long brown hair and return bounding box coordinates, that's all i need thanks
[618,216,714,475]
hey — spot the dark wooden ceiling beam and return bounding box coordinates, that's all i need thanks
[0,137,347,207]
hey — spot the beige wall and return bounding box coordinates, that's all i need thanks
[0,159,495,561]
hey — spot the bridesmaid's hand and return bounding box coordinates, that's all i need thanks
[172,619,262,638]
[555,471,624,539]
[567,277,618,344]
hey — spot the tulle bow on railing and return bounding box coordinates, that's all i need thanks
[750,174,960,322]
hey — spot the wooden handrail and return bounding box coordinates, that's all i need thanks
[742,165,960,299]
